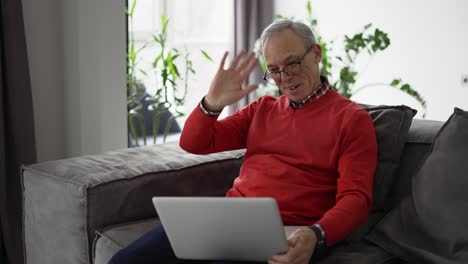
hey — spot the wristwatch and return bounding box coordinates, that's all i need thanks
[199,96,222,116]
[309,224,327,259]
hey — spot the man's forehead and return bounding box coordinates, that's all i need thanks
[263,30,306,65]
[265,52,302,68]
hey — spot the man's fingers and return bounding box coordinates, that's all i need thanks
[240,55,259,80]
[229,50,247,69]
[269,244,300,264]
[236,51,255,71]
[269,253,289,263]
[285,235,299,253]
[268,260,282,264]
[243,84,258,95]
[219,51,229,70]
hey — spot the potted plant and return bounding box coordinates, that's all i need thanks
[126,0,212,146]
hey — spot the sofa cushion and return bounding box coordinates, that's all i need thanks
[346,105,416,241]
[362,105,417,211]
[387,119,443,209]
[93,219,160,264]
[366,107,468,264]
[317,241,407,264]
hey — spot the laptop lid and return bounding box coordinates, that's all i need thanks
[152,197,288,262]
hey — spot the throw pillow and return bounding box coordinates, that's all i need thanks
[346,104,417,242]
[366,107,468,264]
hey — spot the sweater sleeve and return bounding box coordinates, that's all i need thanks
[179,98,258,154]
[316,109,378,246]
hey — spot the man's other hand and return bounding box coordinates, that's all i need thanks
[268,227,317,264]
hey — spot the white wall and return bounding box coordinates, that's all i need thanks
[275,0,468,121]
[23,0,127,161]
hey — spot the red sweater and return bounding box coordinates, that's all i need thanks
[179,90,377,246]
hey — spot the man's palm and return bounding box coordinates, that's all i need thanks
[205,50,259,111]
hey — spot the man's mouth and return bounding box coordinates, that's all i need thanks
[284,84,301,91]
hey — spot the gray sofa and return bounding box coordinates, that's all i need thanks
[22,118,444,264]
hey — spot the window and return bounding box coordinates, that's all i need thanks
[129,0,234,144]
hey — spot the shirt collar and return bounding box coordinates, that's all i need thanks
[289,76,331,109]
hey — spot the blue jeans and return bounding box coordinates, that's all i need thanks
[108,225,266,264]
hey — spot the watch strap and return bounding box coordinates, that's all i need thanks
[309,224,327,260]
[199,97,222,116]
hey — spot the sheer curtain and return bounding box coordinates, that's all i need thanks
[0,0,37,263]
[228,0,273,114]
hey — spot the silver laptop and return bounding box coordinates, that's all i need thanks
[152,197,288,262]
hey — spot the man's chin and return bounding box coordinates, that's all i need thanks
[283,90,302,102]
[285,95,302,102]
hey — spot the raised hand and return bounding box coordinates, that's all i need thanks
[204,50,259,111]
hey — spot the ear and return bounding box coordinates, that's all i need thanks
[312,44,322,63]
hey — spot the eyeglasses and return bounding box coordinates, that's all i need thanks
[262,45,314,85]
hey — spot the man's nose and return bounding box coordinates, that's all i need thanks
[279,71,292,82]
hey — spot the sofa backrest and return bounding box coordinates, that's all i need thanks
[387,118,444,209]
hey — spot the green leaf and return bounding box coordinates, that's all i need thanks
[152,53,163,68]
[152,110,161,144]
[319,41,333,77]
[364,23,372,30]
[340,67,358,84]
[136,41,151,55]
[153,35,161,44]
[170,64,181,78]
[171,54,180,62]
[128,113,139,146]
[310,19,317,28]
[129,42,136,61]
[259,55,267,72]
[369,28,390,52]
[306,0,312,16]
[165,51,172,65]
[128,0,137,17]
[397,83,427,109]
[400,84,411,92]
[161,14,169,34]
[137,113,146,145]
[167,78,176,86]
[163,116,178,143]
[390,79,401,86]
[139,69,148,77]
[201,50,213,62]
[161,68,168,87]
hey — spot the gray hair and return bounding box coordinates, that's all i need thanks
[260,19,317,52]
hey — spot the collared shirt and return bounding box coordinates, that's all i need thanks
[289,76,331,109]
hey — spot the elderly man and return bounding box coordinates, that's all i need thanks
[110,19,377,264]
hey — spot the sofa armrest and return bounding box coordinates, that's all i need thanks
[22,142,244,264]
